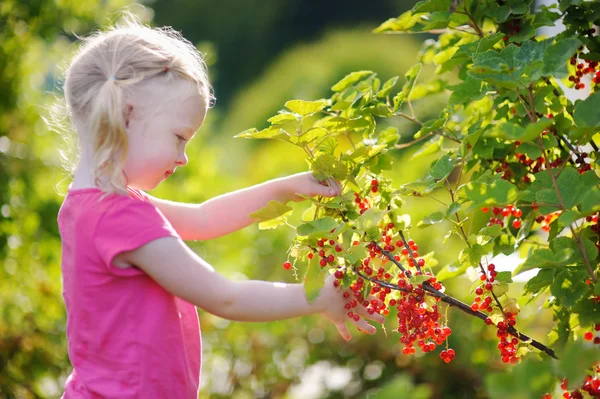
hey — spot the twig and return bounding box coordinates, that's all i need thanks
[398,230,422,273]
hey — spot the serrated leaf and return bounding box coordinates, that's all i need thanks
[297,217,339,237]
[574,91,600,127]
[285,99,328,117]
[412,0,451,13]
[310,153,348,181]
[331,71,374,92]
[492,281,509,296]
[235,126,287,140]
[346,245,367,266]
[513,247,573,275]
[542,37,583,78]
[429,153,454,181]
[459,179,519,211]
[524,269,554,295]
[495,119,553,142]
[258,214,290,230]
[417,211,445,228]
[268,112,299,125]
[495,271,513,283]
[304,255,326,304]
[354,208,386,233]
[556,337,600,384]
[249,200,293,222]
[376,76,400,98]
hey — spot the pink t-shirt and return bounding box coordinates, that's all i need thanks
[57,187,201,398]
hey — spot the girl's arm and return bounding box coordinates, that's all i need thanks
[147,173,342,241]
[120,236,383,339]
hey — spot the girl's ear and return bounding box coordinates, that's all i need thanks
[125,104,134,128]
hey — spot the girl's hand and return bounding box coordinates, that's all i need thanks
[279,172,343,202]
[316,272,386,341]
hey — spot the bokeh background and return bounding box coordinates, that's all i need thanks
[0,1,556,398]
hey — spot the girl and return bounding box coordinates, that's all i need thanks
[55,15,384,398]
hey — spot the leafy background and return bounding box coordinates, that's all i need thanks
[0,0,584,398]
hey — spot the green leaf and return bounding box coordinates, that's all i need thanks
[495,119,553,142]
[417,211,445,228]
[550,268,588,307]
[412,0,451,13]
[469,41,552,88]
[267,112,299,125]
[495,271,513,284]
[310,153,348,181]
[556,337,600,384]
[513,247,573,275]
[429,153,454,181]
[331,71,374,92]
[448,76,484,105]
[304,255,326,304]
[249,200,293,222]
[346,245,367,266]
[298,127,329,144]
[285,99,328,117]
[411,135,443,159]
[354,208,386,233]
[459,178,519,211]
[234,126,288,140]
[403,63,422,99]
[297,217,339,237]
[535,167,593,211]
[485,358,553,399]
[574,91,600,127]
[524,269,554,296]
[258,214,290,230]
[581,185,600,215]
[542,37,583,78]
[446,201,461,216]
[376,76,399,98]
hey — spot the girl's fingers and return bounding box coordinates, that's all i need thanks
[350,316,377,335]
[354,303,386,324]
[334,321,352,341]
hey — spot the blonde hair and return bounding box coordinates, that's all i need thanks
[57,13,214,195]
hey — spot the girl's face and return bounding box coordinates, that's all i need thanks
[123,78,207,191]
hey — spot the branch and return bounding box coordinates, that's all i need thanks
[353,263,557,359]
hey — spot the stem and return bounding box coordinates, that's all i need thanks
[459,0,484,37]
[536,136,597,282]
[393,112,461,144]
[346,131,356,151]
[448,188,507,313]
[395,132,435,149]
[518,85,596,282]
[398,230,422,273]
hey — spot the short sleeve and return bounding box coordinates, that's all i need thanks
[94,197,179,276]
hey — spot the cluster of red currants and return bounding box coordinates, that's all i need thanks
[587,213,600,255]
[583,324,600,345]
[370,178,379,193]
[535,210,562,233]
[493,312,520,364]
[354,191,371,215]
[549,373,600,399]
[470,264,499,313]
[394,276,453,361]
[481,205,523,229]
[568,52,599,91]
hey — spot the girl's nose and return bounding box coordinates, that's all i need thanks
[176,151,188,166]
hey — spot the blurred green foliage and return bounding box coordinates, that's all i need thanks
[0,1,565,399]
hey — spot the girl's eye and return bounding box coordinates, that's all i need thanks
[176,135,186,142]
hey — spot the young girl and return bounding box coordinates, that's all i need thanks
[55,15,384,398]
